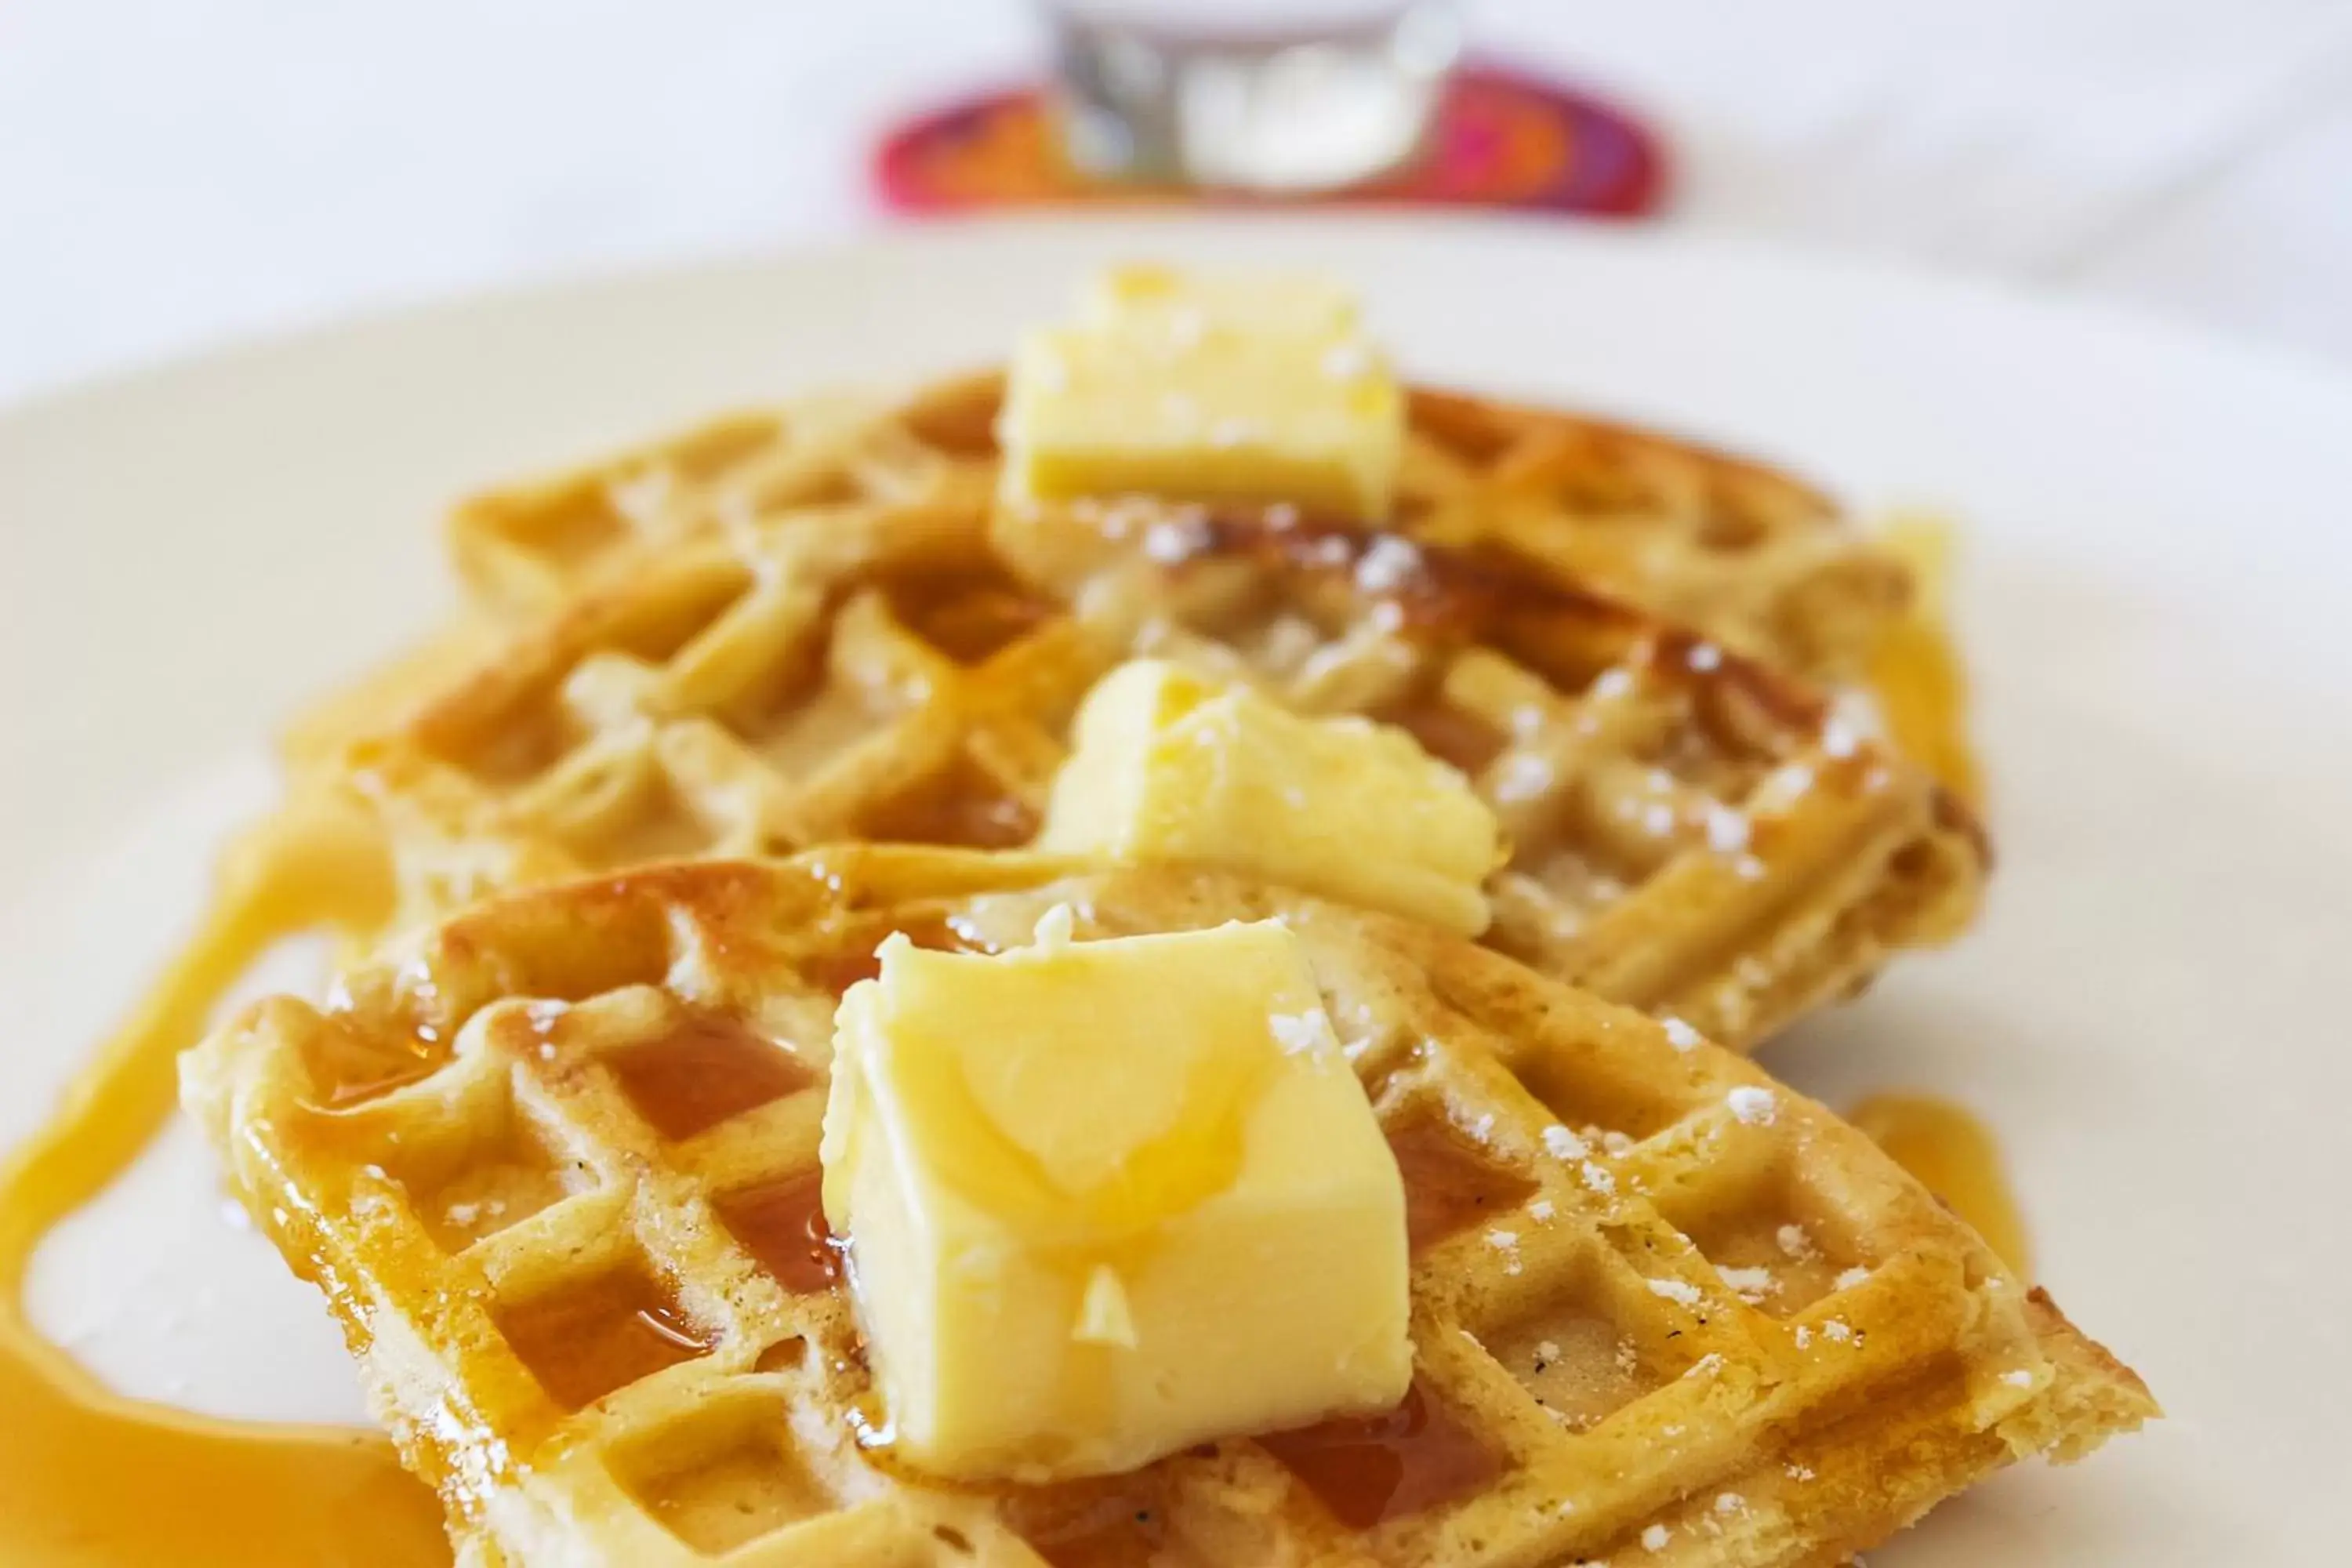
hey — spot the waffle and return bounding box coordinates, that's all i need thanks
[183,848,2152,1568]
[441,372,1911,688]
[325,481,1983,1051]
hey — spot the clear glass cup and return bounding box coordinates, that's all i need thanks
[1043,0,1465,193]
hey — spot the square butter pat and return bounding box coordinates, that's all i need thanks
[1039,660,1501,937]
[1000,266,1403,522]
[818,911,1410,1482]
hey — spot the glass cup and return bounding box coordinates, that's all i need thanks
[1043,0,1465,193]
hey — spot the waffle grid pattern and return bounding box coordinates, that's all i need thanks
[443,374,1907,686]
[343,470,1980,1050]
[184,852,2151,1568]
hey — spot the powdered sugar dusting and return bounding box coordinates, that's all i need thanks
[1267,1007,1332,1054]
[1494,753,1555,804]
[1354,535,1423,594]
[1542,1124,1590,1161]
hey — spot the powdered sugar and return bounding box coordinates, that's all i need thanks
[1353,535,1423,594]
[1267,1007,1332,1054]
[1542,1125,1590,1161]
[1494,753,1555,804]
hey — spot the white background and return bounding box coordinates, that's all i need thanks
[5,0,2351,402]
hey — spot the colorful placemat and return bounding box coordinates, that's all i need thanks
[873,63,1667,218]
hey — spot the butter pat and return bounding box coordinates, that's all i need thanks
[1000,265,1404,522]
[1040,660,1501,937]
[819,912,1410,1482]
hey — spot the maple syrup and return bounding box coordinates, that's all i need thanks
[1383,1113,1535,1253]
[858,756,1039,851]
[713,1170,842,1294]
[605,1011,815,1142]
[493,1262,713,1412]
[0,808,451,1565]
[1255,1379,1501,1531]
[1849,1092,2031,1276]
[880,563,1055,665]
[297,1011,445,1109]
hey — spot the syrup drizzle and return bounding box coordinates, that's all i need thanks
[713,1170,842,1294]
[605,1011,815,1142]
[1384,1114,1536,1253]
[0,808,452,1565]
[1849,1092,2031,1276]
[1257,1380,1502,1531]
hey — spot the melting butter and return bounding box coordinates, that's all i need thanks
[998,264,1404,522]
[1040,660,1502,937]
[820,910,1410,1482]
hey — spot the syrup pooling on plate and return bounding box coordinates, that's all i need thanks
[1850,1092,2031,1275]
[0,806,447,1565]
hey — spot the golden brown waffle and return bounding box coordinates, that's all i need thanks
[443,379,1004,621]
[331,485,1982,1051]
[183,849,2151,1568]
[441,372,1909,687]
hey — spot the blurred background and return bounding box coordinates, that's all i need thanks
[5,0,2350,401]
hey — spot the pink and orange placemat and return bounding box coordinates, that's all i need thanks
[874,64,1666,219]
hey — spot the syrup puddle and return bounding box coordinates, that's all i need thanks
[0,959,452,1566]
[0,765,450,1565]
[1850,1092,2031,1276]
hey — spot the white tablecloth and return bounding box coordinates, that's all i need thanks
[4,0,2349,402]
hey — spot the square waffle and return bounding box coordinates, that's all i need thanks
[441,372,1910,688]
[183,848,2151,1568]
[329,485,1981,1051]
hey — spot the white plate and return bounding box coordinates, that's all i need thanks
[3,216,2348,1562]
